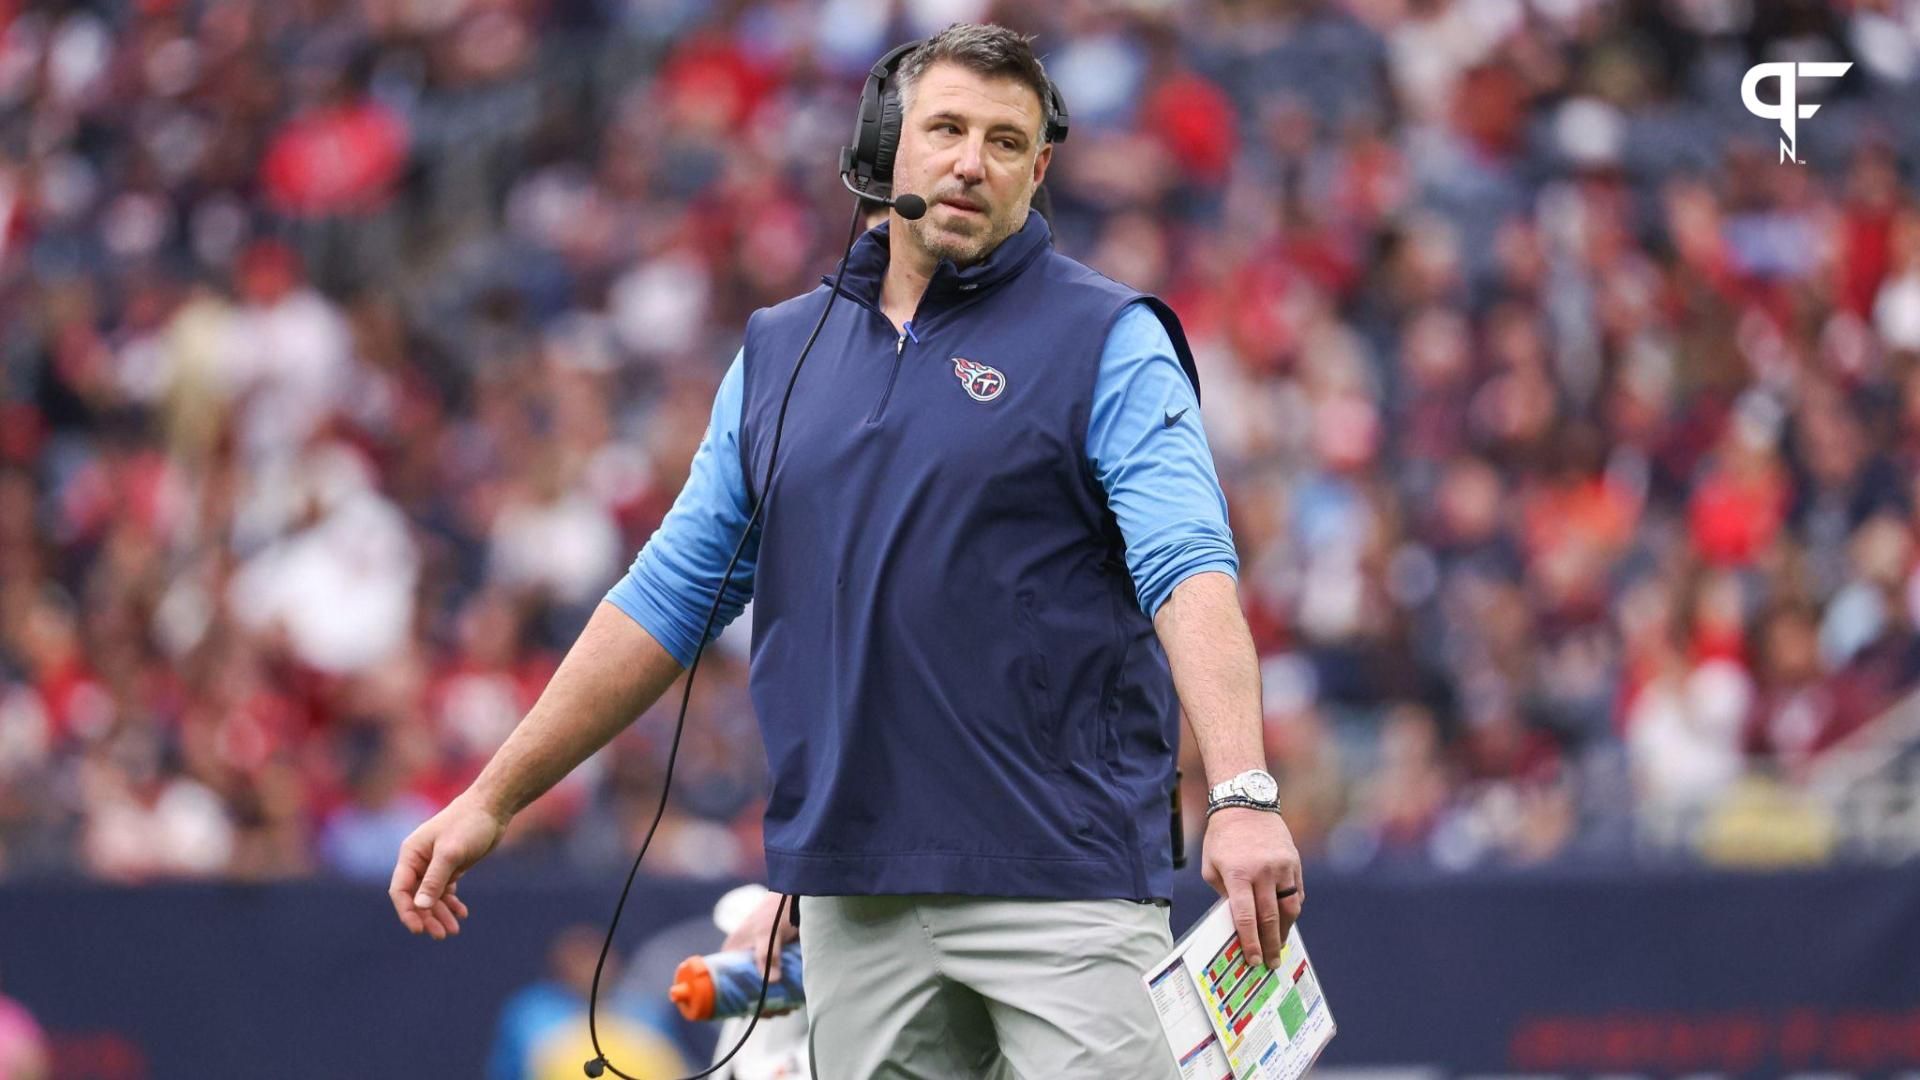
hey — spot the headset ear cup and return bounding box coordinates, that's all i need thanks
[848,78,880,184]
[874,89,903,186]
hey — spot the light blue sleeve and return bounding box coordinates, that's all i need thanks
[1087,302,1239,617]
[604,350,758,666]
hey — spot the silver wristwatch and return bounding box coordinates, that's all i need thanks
[1207,768,1280,810]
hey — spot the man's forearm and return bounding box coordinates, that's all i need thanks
[469,601,688,819]
[1152,571,1267,785]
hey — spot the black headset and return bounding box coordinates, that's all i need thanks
[584,39,1074,1080]
[839,38,1070,211]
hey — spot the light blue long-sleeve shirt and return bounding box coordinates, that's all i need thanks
[607,301,1237,666]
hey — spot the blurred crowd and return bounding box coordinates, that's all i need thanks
[4,0,1920,884]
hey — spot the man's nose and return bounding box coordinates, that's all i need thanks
[952,136,986,184]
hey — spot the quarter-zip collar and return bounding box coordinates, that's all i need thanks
[822,208,1054,319]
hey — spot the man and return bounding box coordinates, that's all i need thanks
[391,24,1304,1078]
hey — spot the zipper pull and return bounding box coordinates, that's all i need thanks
[897,333,906,356]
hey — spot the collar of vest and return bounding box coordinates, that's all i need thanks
[823,207,1054,313]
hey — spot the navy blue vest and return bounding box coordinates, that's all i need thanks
[738,210,1199,901]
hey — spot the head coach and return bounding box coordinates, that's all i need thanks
[391,23,1304,1079]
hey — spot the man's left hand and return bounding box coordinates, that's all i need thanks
[1200,807,1304,970]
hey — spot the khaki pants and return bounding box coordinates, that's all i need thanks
[800,894,1183,1080]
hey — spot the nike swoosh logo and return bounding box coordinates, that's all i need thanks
[1163,408,1189,428]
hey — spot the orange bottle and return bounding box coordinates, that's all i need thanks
[669,944,806,1021]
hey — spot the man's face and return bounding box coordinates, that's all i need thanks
[892,61,1051,266]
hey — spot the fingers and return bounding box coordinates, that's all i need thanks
[1277,845,1305,935]
[414,849,457,911]
[431,879,468,940]
[393,830,475,941]
[429,898,462,940]
[412,890,465,940]
[1225,877,1264,969]
[390,840,429,934]
[763,935,782,984]
[721,896,787,979]
[760,903,784,982]
[1252,875,1283,967]
[1204,809,1309,968]
[721,901,762,954]
[743,893,787,981]
[1275,869,1303,940]
[747,913,774,982]
[395,903,425,935]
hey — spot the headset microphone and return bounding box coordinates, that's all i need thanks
[892,193,928,220]
[839,171,926,220]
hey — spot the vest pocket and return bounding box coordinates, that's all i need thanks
[1014,588,1066,768]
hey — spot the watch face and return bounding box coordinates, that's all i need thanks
[1242,771,1279,804]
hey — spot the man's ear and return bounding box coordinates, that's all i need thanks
[1032,142,1052,188]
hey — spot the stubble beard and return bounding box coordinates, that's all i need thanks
[907,197,1024,268]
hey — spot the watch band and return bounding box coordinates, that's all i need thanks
[1205,795,1282,817]
[1208,768,1280,809]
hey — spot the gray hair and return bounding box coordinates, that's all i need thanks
[895,23,1056,144]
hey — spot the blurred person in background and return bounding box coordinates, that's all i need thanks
[317,725,436,881]
[487,925,688,1080]
[0,967,49,1080]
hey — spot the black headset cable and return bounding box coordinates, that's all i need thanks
[584,198,870,1080]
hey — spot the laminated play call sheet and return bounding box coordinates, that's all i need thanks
[1143,900,1335,1080]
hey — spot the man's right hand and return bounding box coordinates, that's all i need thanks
[720,891,799,982]
[389,793,507,940]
